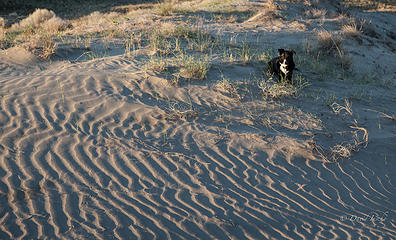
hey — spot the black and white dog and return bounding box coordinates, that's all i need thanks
[268,49,296,84]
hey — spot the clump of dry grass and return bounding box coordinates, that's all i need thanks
[147,56,167,73]
[26,33,57,59]
[41,16,69,32]
[315,30,343,55]
[15,9,56,28]
[312,30,352,70]
[4,9,67,58]
[305,8,327,19]
[341,23,362,38]
[12,9,69,33]
[75,11,120,26]
[0,10,68,56]
[258,80,296,99]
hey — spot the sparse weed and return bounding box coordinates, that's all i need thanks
[350,88,365,100]
[293,74,310,91]
[188,30,214,53]
[325,92,337,105]
[148,27,179,55]
[147,24,215,56]
[180,55,210,80]
[315,30,343,55]
[358,19,378,38]
[257,49,274,62]
[148,55,167,73]
[239,41,252,64]
[124,32,142,58]
[216,77,240,99]
[222,47,236,63]
[158,1,175,16]
[352,74,380,84]
[308,30,351,71]
[73,118,80,131]
[310,88,322,102]
[74,50,108,62]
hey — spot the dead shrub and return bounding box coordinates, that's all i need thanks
[330,122,368,161]
[315,30,343,55]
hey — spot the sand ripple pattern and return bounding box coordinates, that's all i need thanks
[0,59,395,239]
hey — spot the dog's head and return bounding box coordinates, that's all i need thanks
[278,49,295,75]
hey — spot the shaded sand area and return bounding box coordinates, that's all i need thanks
[0,0,395,239]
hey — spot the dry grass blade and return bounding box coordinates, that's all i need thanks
[308,139,330,161]
[350,121,368,147]
[331,99,352,116]
[378,112,396,121]
[364,108,396,121]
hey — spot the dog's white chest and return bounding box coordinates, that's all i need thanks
[280,59,289,75]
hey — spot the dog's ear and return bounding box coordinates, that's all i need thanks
[278,49,285,55]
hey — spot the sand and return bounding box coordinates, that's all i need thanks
[0,0,395,239]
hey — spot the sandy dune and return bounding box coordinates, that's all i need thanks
[1,0,395,239]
